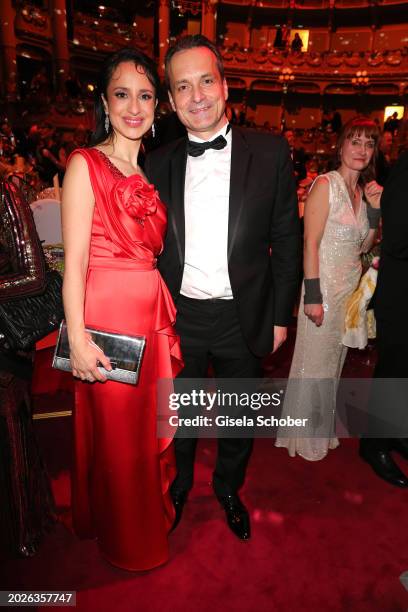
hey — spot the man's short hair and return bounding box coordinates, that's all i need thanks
[164,35,225,90]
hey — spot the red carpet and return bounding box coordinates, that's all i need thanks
[2,328,408,611]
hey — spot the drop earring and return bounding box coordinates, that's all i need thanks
[151,123,155,138]
[104,112,110,133]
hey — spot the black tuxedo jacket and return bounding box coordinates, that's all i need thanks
[145,126,301,357]
[373,150,408,344]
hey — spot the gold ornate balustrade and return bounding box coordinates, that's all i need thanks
[13,4,154,56]
[221,47,408,92]
[72,12,154,55]
[219,0,408,8]
[15,4,52,40]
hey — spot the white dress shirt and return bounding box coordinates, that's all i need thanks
[180,123,233,300]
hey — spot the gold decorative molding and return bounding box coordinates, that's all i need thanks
[222,48,408,82]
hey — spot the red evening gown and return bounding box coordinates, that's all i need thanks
[69,148,183,571]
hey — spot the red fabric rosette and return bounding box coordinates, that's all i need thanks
[112,175,158,223]
[108,175,159,244]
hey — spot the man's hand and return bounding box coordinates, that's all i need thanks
[272,325,287,353]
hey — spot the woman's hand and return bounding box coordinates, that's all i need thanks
[364,181,383,209]
[304,303,324,327]
[69,332,111,383]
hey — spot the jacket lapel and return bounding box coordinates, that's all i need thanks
[169,138,188,266]
[228,127,252,260]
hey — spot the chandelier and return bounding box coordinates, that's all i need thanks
[279,67,295,94]
[352,71,370,88]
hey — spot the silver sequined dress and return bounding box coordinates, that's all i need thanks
[275,170,369,460]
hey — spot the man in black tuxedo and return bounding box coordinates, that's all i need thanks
[360,150,408,487]
[145,35,301,539]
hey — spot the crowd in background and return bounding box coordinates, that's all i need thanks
[0,104,406,203]
[0,120,90,194]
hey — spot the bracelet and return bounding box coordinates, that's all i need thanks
[304,278,323,304]
[366,205,381,230]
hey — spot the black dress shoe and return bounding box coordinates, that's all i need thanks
[359,446,408,488]
[217,494,250,540]
[170,489,188,532]
[391,438,408,461]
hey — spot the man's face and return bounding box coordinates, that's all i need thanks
[167,46,228,140]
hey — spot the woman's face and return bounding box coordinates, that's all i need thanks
[103,61,156,141]
[340,131,375,172]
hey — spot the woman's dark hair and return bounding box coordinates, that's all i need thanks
[90,47,161,147]
[335,115,380,186]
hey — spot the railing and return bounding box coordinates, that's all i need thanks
[220,0,407,8]
[13,5,154,55]
[221,47,408,77]
[72,12,154,55]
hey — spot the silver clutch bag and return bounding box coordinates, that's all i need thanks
[52,321,146,385]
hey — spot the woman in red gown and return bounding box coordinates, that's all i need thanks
[61,49,182,570]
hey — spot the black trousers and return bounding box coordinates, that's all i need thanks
[173,295,262,497]
[361,334,408,451]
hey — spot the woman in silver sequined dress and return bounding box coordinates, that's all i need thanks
[276,117,382,460]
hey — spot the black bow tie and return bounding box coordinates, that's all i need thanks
[187,134,228,157]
